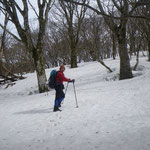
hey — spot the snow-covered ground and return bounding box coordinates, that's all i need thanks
[0,56,150,150]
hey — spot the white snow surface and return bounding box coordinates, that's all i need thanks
[0,56,150,150]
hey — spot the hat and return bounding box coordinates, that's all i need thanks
[60,65,65,70]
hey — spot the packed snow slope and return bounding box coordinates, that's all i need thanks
[0,56,150,150]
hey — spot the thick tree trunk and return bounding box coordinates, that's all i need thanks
[71,45,78,68]
[117,21,133,80]
[32,47,48,93]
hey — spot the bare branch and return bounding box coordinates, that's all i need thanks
[28,0,39,18]
[62,0,150,20]
[0,5,6,14]
[62,0,101,15]
[13,1,24,15]
[111,0,122,12]
[45,0,53,21]
[0,23,22,42]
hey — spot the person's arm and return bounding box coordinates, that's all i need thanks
[57,72,70,82]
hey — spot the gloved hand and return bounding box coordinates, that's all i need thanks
[69,79,75,83]
[72,79,75,83]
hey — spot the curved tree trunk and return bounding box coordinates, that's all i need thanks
[98,58,113,72]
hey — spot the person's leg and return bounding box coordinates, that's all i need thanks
[54,99,61,111]
[54,86,62,112]
[54,99,59,107]
[58,87,65,107]
[59,97,64,103]
[53,85,65,111]
[58,97,64,107]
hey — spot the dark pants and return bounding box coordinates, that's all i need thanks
[54,84,65,107]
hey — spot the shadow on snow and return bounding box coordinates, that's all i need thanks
[14,108,53,115]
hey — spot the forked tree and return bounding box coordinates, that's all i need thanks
[0,0,53,92]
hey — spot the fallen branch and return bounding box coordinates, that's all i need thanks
[5,83,16,89]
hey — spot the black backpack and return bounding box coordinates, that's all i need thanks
[48,70,57,89]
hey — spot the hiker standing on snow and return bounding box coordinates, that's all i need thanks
[54,65,74,112]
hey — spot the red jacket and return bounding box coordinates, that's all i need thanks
[56,70,70,85]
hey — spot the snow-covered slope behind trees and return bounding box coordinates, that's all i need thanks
[0,56,150,150]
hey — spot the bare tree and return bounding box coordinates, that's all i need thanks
[93,0,133,79]
[0,12,8,77]
[0,0,53,93]
[62,0,137,79]
[0,12,25,84]
[79,14,113,72]
[44,20,71,67]
[134,3,150,61]
[54,0,88,68]
[63,0,150,79]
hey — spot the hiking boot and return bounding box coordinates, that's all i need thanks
[53,107,62,112]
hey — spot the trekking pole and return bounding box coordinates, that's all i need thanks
[65,82,69,95]
[62,82,69,104]
[73,82,78,108]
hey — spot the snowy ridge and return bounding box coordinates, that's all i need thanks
[0,56,150,150]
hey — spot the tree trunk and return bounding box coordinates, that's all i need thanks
[0,48,3,76]
[117,20,133,80]
[0,13,8,75]
[112,33,116,60]
[148,40,150,61]
[107,48,110,58]
[133,48,139,71]
[90,50,97,61]
[129,33,136,58]
[71,45,77,68]
[32,47,48,93]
